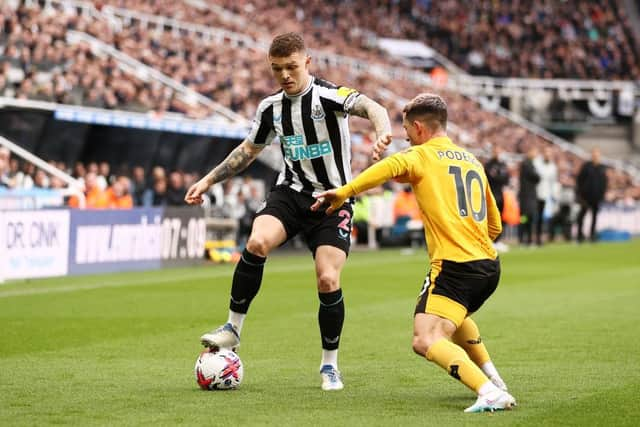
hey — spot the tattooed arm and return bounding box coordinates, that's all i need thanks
[349,95,393,161]
[184,139,264,205]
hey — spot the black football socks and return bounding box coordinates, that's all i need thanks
[318,289,344,351]
[229,248,266,314]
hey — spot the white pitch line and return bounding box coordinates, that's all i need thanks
[0,255,421,298]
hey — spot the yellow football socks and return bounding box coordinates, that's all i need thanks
[452,317,491,367]
[426,338,490,393]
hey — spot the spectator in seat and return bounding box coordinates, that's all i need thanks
[49,174,66,190]
[72,161,86,181]
[83,171,109,209]
[130,165,148,206]
[106,176,134,209]
[0,147,11,188]
[32,169,50,189]
[8,157,25,189]
[149,177,168,207]
[68,171,109,208]
[86,162,107,190]
[98,161,113,187]
[18,162,36,189]
[166,170,186,206]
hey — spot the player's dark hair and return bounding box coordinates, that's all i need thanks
[403,93,447,131]
[269,32,306,57]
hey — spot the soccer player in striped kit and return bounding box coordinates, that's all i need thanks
[185,32,392,390]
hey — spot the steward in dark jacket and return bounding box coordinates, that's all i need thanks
[576,148,607,242]
[518,148,540,245]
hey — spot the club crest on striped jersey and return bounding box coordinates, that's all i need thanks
[311,104,325,121]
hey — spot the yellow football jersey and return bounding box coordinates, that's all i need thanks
[344,136,501,269]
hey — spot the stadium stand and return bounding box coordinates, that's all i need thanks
[1,0,639,212]
[0,1,225,117]
[210,0,640,80]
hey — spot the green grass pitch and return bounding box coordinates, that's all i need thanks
[1,240,640,426]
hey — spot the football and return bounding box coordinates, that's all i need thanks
[194,349,243,390]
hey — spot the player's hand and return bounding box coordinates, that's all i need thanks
[184,178,211,205]
[310,189,345,215]
[372,133,392,162]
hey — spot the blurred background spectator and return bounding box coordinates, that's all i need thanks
[484,145,510,251]
[576,148,608,242]
[533,146,558,246]
[518,147,540,246]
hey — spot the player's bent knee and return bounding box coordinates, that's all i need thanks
[245,236,272,258]
[413,328,453,356]
[316,272,339,293]
[412,335,431,356]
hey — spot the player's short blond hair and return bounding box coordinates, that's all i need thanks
[403,93,447,131]
[269,33,306,57]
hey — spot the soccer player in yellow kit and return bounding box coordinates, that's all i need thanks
[311,93,516,413]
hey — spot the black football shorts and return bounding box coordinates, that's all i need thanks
[255,185,353,256]
[414,258,500,326]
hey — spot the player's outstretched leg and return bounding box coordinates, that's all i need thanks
[318,289,345,391]
[452,317,508,391]
[200,248,266,349]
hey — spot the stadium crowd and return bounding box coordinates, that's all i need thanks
[0,149,255,209]
[210,0,640,80]
[0,1,639,246]
[0,2,212,116]
[410,0,640,79]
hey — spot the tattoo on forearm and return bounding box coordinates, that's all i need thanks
[350,96,392,136]
[209,145,255,183]
[349,95,371,119]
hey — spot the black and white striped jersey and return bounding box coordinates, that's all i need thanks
[246,76,360,196]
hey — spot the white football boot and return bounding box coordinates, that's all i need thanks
[464,389,516,413]
[200,323,240,351]
[320,365,344,391]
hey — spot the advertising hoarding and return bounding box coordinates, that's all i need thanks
[0,210,70,280]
